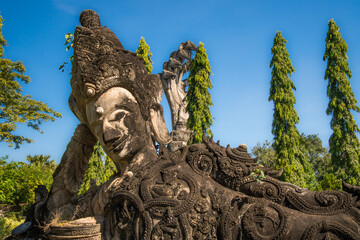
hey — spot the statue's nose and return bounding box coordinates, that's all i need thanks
[103,128,122,144]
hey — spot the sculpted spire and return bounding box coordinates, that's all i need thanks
[79,9,101,28]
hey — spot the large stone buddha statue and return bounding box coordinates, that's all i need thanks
[39,10,360,240]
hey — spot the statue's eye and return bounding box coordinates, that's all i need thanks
[108,111,126,122]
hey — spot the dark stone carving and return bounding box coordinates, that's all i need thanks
[48,217,101,240]
[17,9,360,239]
[95,141,360,239]
[186,144,216,177]
[286,190,352,215]
[26,185,48,224]
[301,221,359,240]
[241,202,291,240]
[7,185,48,239]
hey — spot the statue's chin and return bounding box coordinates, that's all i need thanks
[105,141,141,166]
[106,149,130,163]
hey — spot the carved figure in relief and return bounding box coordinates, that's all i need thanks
[36,9,360,240]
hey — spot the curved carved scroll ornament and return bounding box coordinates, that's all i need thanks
[241,202,291,240]
[238,177,287,204]
[343,181,360,208]
[301,221,359,240]
[186,144,217,177]
[285,190,352,215]
[140,168,199,217]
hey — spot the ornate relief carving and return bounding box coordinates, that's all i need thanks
[105,191,152,240]
[301,221,359,240]
[238,178,287,204]
[241,202,291,240]
[141,168,199,217]
[286,190,352,215]
[188,188,219,239]
[186,145,216,177]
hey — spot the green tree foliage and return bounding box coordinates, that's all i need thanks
[0,214,23,239]
[104,156,116,180]
[252,135,331,190]
[299,134,334,190]
[323,19,360,186]
[0,16,61,148]
[269,31,307,187]
[186,42,213,144]
[78,142,116,195]
[251,140,276,169]
[64,32,74,52]
[135,37,153,74]
[319,173,342,190]
[26,154,56,168]
[59,32,74,72]
[300,134,332,188]
[0,155,56,205]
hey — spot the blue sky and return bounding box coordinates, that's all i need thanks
[2,0,360,162]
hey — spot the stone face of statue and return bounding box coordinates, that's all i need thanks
[85,87,152,166]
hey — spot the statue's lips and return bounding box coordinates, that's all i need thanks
[111,135,128,152]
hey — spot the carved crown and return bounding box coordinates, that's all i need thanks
[69,10,162,124]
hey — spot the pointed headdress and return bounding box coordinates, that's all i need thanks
[69,10,162,124]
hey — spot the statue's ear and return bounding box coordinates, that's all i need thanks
[149,104,171,145]
[69,93,86,124]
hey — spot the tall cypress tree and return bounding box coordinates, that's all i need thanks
[269,31,306,187]
[323,19,360,186]
[135,37,153,74]
[186,42,213,144]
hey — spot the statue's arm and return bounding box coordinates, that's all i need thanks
[45,124,96,220]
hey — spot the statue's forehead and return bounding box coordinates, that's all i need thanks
[85,87,140,129]
[93,87,138,110]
